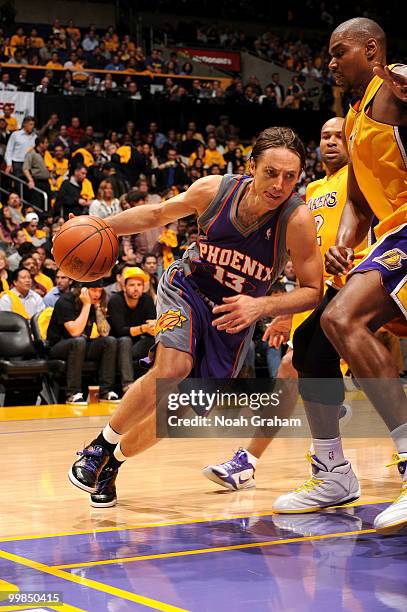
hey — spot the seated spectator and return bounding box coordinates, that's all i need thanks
[43,269,72,307]
[0,205,18,247]
[1,103,18,132]
[89,179,121,218]
[8,49,28,65]
[180,129,203,158]
[71,137,95,168]
[145,48,164,73]
[82,31,99,53]
[104,55,125,71]
[99,72,117,93]
[141,253,159,303]
[215,115,238,143]
[22,212,47,247]
[0,72,17,91]
[259,85,278,109]
[6,231,30,271]
[46,52,63,69]
[67,117,85,146]
[0,267,45,319]
[125,80,142,99]
[104,262,131,299]
[10,27,26,49]
[108,267,155,389]
[46,281,119,405]
[203,137,226,169]
[54,125,73,155]
[188,143,206,167]
[155,148,188,192]
[0,249,12,293]
[50,144,69,179]
[55,164,89,219]
[20,253,51,297]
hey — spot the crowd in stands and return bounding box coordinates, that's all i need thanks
[0,104,329,404]
[0,18,339,110]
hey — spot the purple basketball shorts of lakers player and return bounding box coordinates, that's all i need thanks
[348,223,407,335]
[151,260,254,377]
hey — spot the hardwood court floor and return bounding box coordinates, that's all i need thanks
[1,396,406,611]
[0,394,401,540]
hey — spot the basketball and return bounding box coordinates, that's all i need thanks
[52,215,119,281]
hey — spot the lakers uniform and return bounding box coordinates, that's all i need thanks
[290,165,352,341]
[154,174,303,377]
[345,66,407,322]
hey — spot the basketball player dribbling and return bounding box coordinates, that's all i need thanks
[203,116,359,491]
[68,127,324,507]
[273,18,407,535]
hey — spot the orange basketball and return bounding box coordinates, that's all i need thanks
[52,215,119,281]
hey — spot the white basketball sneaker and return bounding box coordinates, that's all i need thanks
[272,452,361,513]
[202,448,256,491]
[374,453,407,535]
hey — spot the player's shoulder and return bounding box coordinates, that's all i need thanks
[186,174,224,203]
[286,200,314,228]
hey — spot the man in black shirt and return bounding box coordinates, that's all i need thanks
[47,281,118,405]
[108,267,156,391]
[54,164,89,220]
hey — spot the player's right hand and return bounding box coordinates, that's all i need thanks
[262,315,292,348]
[325,246,354,275]
[79,287,92,305]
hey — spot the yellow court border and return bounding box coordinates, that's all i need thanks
[0,497,392,543]
[0,403,116,422]
[51,527,376,570]
[0,549,188,612]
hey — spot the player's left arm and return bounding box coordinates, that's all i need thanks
[373,63,407,106]
[212,207,323,334]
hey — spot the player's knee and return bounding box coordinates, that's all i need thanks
[154,354,192,380]
[320,303,349,342]
[278,351,295,379]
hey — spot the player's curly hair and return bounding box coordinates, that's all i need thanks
[250,126,306,171]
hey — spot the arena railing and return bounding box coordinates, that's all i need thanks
[1,64,232,90]
[0,169,49,213]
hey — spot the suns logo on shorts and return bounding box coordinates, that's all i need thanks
[155,309,187,334]
[372,248,407,271]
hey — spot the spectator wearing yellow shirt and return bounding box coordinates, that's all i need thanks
[71,139,95,168]
[51,145,69,177]
[28,28,45,48]
[66,20,81,42]
[103,32,119,53]
[1,104,18,132]
[22,212,47,247]
[203,137,226,169]
[188,143,206,166]
[46,52,63,69]
[10,27,25,49]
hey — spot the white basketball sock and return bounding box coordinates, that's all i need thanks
[103,424,121,445]
[312,437,345,470]
[114,443,127,463]
[243,449,258,467]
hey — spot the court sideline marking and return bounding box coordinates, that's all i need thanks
[0,549,188,612]
[50,527,376,570]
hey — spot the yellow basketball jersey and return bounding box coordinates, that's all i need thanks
[345,65,407,238]
[306,165,348,280]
